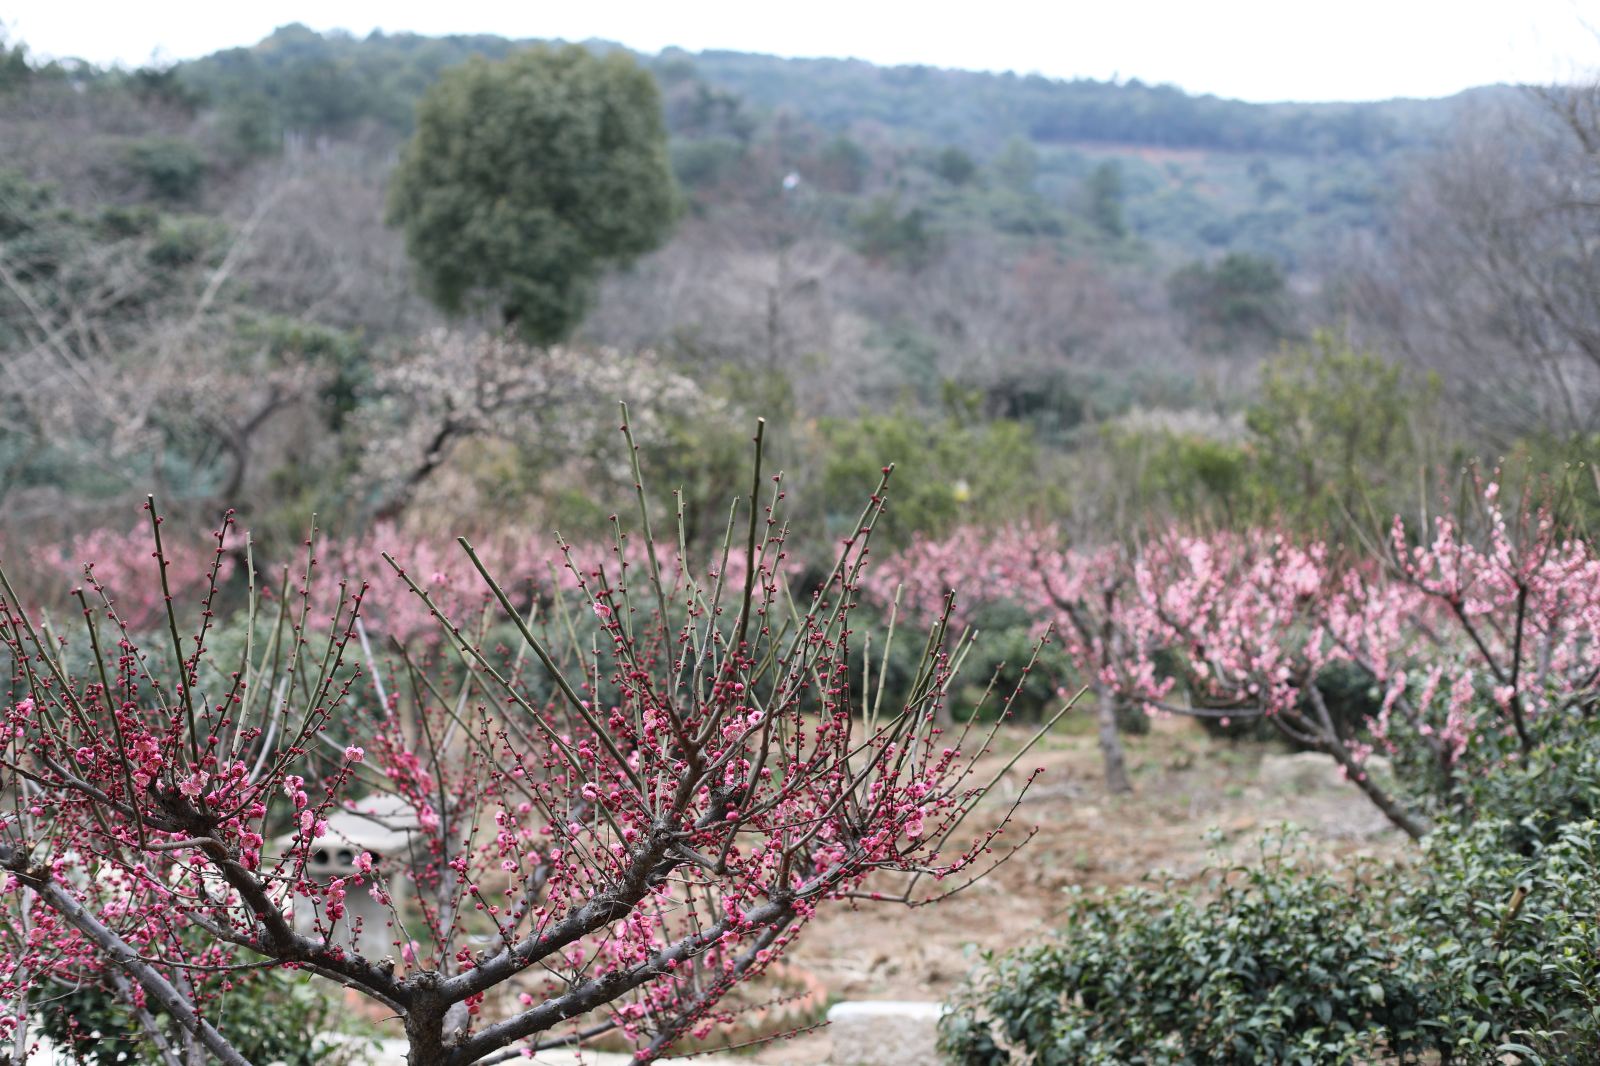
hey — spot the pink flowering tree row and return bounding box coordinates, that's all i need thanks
[0,419,1059,1066]
[18,516,798,656]
[24,523,240,633]
[20,518,627,651]
[863,526,1155,795]
[311,524,800,650]
[1131,481,1600,836]
[868,480,1600,839]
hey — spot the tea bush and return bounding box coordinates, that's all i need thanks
[1450,714,1600,852]
[941,838,1432,1066]
[943,718,1600,1065]
[1399,817,1600,1063]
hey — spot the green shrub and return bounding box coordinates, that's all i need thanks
[39,966,366,1065]
[944,725,1600,1066]
[852,195,940,269]
[942,836,1431,1065]
[1453,713,1600,851]
[1167,251,1293,352]
[1244,335,1440,529]
[1372,701,1600,843]
[670,137,745,189]
[958,601,1077,723]
[1105,336,1445,532]
[1397,817,1600,1063]
[809,410,1055,549]
[147,215,225,268]
[122,137,206,202]
[932,145,978,186]
[842,598,1081,726]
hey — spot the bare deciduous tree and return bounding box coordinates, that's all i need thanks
[1343,85,1600,444]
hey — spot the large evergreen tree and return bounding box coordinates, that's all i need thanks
[387,44,679,343]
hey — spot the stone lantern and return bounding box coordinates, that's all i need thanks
[284,794,417,960]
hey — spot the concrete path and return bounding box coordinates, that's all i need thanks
[22,999,949,1064]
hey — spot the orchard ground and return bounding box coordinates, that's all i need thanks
[748,714,1402,1064]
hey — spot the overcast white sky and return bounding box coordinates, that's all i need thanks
[8,0,1600,103]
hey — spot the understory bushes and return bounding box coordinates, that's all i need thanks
[941,715,1600,1065]
[39,966,365,1066]
[941,839,1433,1065]
[1410,817,1600,1061]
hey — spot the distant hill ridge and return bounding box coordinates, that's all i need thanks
[173,23,1517,157]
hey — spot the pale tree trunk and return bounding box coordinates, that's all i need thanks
[1095,681,1132,794]
[9,888,29,1066]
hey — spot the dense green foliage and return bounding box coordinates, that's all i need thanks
[387,45,679,342]
[1404,817,1600,1061]
[943,712,1600,1066]
[812,409,1055,547]
[39,966,365,1065]
[943,839,1432,1065]
[1106,335,1444,530]
[1243,337,1442,525]
[1449,714,1600,853]
[1086,160,1128,239]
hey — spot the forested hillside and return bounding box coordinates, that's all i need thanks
[0,23,1588,557]
[176,24,1462,152]
[167,24,1516,263]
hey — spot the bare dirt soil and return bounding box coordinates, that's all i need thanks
[750,715,1408,1065]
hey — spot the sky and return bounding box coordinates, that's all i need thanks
[8,0,1600,103]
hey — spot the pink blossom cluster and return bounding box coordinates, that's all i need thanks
[25,518,238,631]
[1133,488,1600,764]
[309,523,801,648]
[864,524,1170,700]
